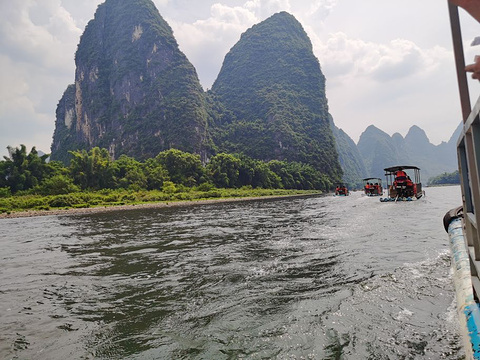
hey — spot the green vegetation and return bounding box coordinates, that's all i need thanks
[0,145,63,193]
[52,0,208,163]
[329,116,367,189]
[210,12,342,183]
[0,145,326,214]
[50,5,343,190]
[428,170,460,185]
[0,187,316,215]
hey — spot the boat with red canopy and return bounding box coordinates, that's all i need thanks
[381,166,423,202]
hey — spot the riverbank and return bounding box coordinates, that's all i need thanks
[0,192,321,219]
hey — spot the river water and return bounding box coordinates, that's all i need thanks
[0,186,465,359]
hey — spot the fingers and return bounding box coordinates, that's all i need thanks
[465,55,480,80]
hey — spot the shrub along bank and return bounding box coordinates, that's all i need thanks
[0,145,328,214]
[0,187,319,215]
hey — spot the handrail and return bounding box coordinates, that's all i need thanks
[448,1,480,301]
[448,1,472,121]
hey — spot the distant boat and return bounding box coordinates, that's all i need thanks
[362,177,383,196]
[380,166,423,202]
[334,184,349,196]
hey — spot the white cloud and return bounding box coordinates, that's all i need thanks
[299,0,337,20]
[245,0,290,19]
[315,33,447,84]
[210,3,257,24]
[168,3,259,88]
[0,0,84,155]
[0,0,81,72]
[0,55,55,155]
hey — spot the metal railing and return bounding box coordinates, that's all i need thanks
[449,2,480,300]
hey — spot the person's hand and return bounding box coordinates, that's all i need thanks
[465,55,480,80]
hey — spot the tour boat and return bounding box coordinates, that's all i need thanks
[362,177,383,196]
[334,184,349,196]
[380,166,423,202]
[444,3,480,359]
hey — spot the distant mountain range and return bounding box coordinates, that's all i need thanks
[333,122,461,186]
[49,0,457,187]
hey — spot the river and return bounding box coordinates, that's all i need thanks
[0,186,465,359]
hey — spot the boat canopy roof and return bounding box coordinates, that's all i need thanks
[384,165,420,172]
[362,177,382,182]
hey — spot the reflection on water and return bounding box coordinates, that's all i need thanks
[0,187,464,359]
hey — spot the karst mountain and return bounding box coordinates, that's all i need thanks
[50,0,457,185]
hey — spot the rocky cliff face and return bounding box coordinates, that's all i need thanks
[51,0,208,163]
[210,11,342,182]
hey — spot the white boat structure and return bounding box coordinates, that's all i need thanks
[444,2,480,359]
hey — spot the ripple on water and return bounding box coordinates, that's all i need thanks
[0,187,465,359]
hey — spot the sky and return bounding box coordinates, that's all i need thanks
[1,0,480,159]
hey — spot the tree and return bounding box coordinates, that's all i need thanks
[113,155,147,189]
[36,175,80,195]
[69,147,115,189]
[1,145,54,193]
[267,159,331,190]
[155,149,205,186]
[237,155,281,188]
[143,158,170,190]
[206,153,242,188]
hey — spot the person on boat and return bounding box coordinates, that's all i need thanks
[406,176,413,187]
[364,182,370,194]
[395,170,407,181]
[405,176,414,197]
[450,0,480,79]
[394,170,407,189]
[393,169,409,197]
[337,185,347,195]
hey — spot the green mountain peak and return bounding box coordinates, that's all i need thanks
[51,0,208,163]
[210,11,342,181]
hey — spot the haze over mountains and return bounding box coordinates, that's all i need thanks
[335,122,460,186]
[50,0,458,186]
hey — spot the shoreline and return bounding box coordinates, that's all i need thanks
[0,193,319,219]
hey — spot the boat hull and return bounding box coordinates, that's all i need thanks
[447,218,480,359]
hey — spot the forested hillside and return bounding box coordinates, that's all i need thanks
[51,0,209,163]
[47,0,457,191]
[49,1,343,188]
[329,116,367,188]
[210,11,342,183]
